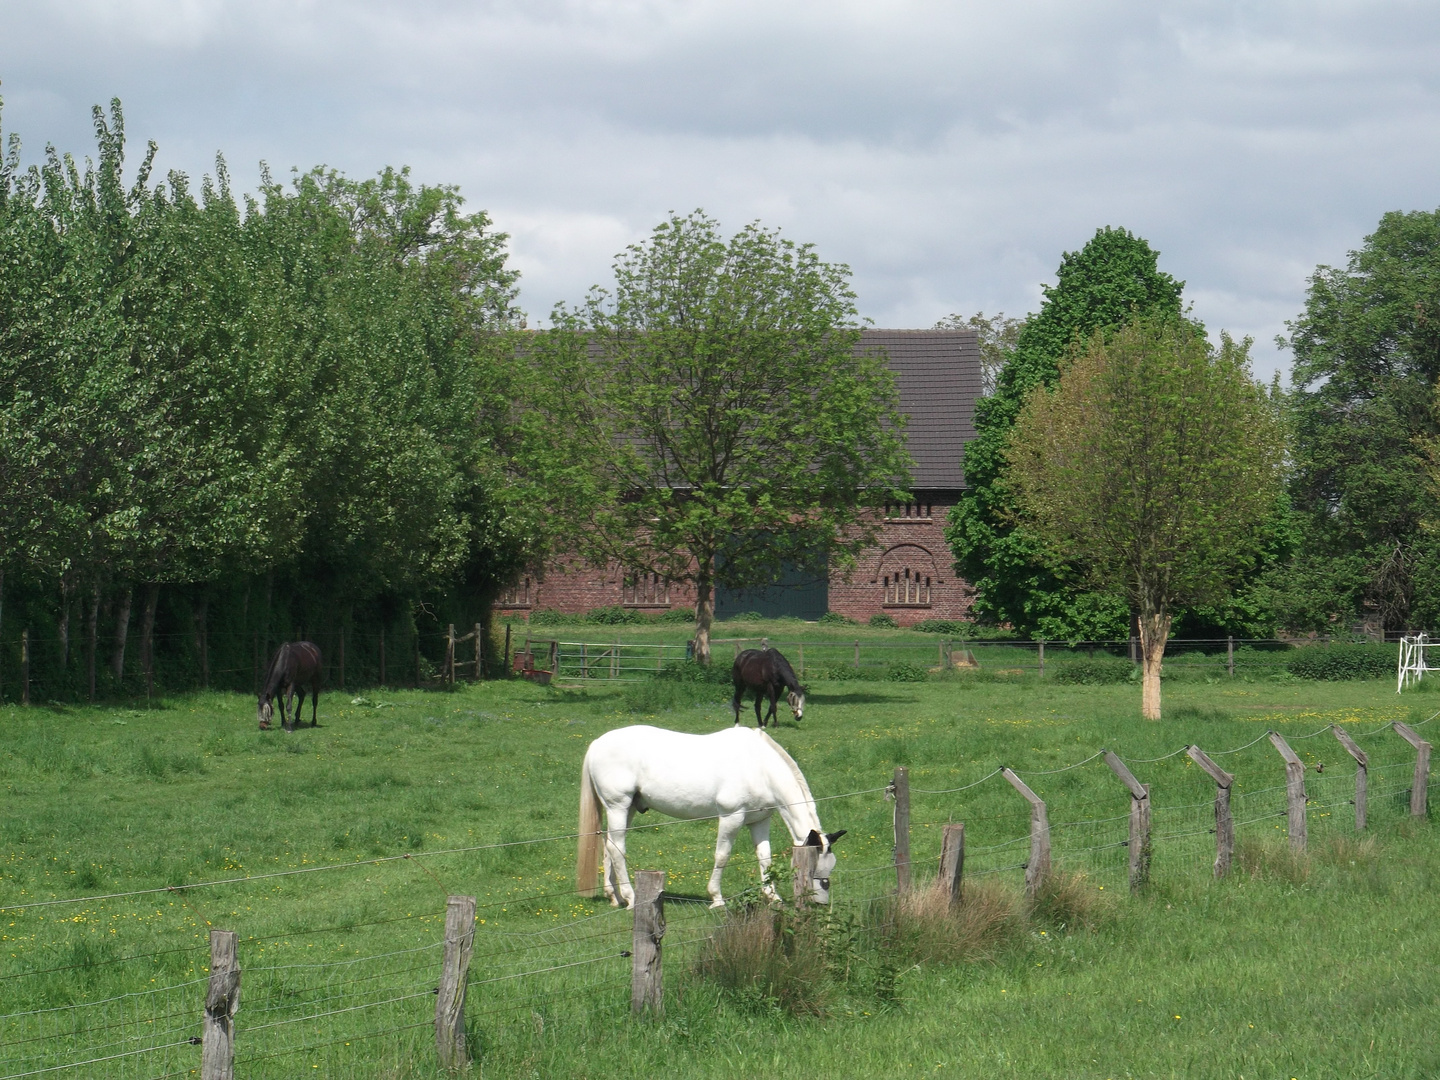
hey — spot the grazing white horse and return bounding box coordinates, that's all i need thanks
[577,725,845,909]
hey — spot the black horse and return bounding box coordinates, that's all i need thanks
[258,641,322,732]
[731,647,805,728]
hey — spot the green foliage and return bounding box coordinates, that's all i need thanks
[656,607,698,624]
[584,605,649,625]
[657,659,733,685]
[1286,643,1396,681]
[933,311,1026,396]
[945,228,1189,638]
[1286,209,1440,631]
[514,210,911,660]
[526,608,570,627]
[884,660,929,682]
[818,611,857,626]
[814,663,884,681]
[1051,657,1134,685]
[867,613,899,629]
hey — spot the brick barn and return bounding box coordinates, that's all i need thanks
[495,329,982,627]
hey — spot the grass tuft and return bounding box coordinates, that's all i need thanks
[884,878,1026,964]
[1027,870,1116,930]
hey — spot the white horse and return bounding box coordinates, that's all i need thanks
[577,725,845,909]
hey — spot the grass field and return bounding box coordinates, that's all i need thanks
[1,633,1436,1079]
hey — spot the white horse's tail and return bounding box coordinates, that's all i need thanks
[577,751,603,897]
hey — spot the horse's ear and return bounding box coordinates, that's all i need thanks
[805,829,822,847]
[826,830,847,846]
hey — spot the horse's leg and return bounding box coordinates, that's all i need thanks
[765,688,779,728]
[731,682,742,726]
[311,676,319,726]
[279,684,291,731]
[708,812,747,908]
[603,800,637,909]
[752,689,763,728]
[748,818,777,901]
[286,685,299,732]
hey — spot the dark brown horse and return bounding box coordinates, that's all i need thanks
[258,641,322,731]
[731,648,805,728]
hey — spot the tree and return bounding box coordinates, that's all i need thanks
[1004,316,1283,719]
[945,228,1187,638]
[1284,209,1440,631]
[519,211,911,663]
[933,311,1024,396]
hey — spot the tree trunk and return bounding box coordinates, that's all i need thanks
[138,584,160,691]
[111,586,133,681]
[87,582,100,703]
[1138,609,1171,721]
[694,575,715,666]
[58,574,73,668]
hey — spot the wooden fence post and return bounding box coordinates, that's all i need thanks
[1227,635,1235,677]
[503,623,511,676]
[890,766,911,894]
[1393,722,1432,817]
[631,870,665,1015]
[792,843,819,907]
[446,624,456,686]
[854,640,860,668]
[1037,639,1045,678]
[474,623,483,680]
[1269,732,1308,851]
[938,823,965,907]
[1186,746,1234,877]
[1001,768,1050,898]
[201,929,240,1080]
[1104,751,1151,892]
[1331,725,1368,830]
[20,629,28,707]
[435,894,476,1070]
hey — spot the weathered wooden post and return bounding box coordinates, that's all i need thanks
[1037,639,1045,678]
[503,623,511,675]
[1269,732,1307,851]
[938,823,965,907]
[1227,635,1235,677]
[20,629,29,707]
[792,843,819,907]
[474,622,483,680]
[1186,746,1234,877]
[631,870,665,1015]
[890,766,911,894]
[1393,722,1432,817]
[201,929,240,1080]
[854,640,860,669]
[435,894,476,1069]
[1104,751,1151,892]
[1332,725,1368,830]
[1001,768,1050,898]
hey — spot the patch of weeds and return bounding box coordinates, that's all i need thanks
[1028,870,1115,931]
[882,878,1026,964]
[1236,837,1311,886]
[818,612,857,626]
[868,613,899,629]
[885,661,929,683]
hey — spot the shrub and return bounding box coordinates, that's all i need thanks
[1051,657,1134,685]
[527,608,570,626]
[585,605,646,625]
[885,660,929,682]
[725,611,767,623]
[657,659,732,685]
[619,679,727,713]
[910,619,967,634]
[814,663,883,681]
[818,611,856,625]
[1286,643,1396,681]
[656,607,697,624]
[868,613,899,629]
[694,906,836,1017]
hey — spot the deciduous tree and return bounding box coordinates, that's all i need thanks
[1005,316,1283,719]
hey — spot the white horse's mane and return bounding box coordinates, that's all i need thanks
[757,730,817,809]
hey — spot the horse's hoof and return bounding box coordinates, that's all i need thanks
[708,898,726,910]
[258,721,270,731]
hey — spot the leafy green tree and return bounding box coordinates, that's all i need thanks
[1285,209,1440,631]
[519,211,911,663]
[945,228,1187,639]
[1005,316,1283,719]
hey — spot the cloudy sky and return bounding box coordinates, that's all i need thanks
[5,1,1439,380]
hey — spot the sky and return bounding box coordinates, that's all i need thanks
[4,1,1439,382]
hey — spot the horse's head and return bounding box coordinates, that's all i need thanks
[803,828,846,904]
[786,690,805,722]
[257,697,273,730]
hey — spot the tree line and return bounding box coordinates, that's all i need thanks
[0,101,533,699]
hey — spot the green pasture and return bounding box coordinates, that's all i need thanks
[1,646,1436,1078]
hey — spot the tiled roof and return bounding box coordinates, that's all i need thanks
[862,329,981,491]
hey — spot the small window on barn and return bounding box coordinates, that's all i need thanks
[623,573,671,607]
[498,577,533,608]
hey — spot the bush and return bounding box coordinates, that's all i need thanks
[619,678,727,713]
[1027,870,1115,930]
[657,659,732,685]
[656,607,697,624]
[695,906,835,1016]
[818,611,856,625]
[1051,657,1134,685]
[885,660,929,682]
[868,613,899,629]
[910,619,967,634]
[725,611,767,622]
[814,663,884,681]
[527,608,571,626]
[584,605,647,625]
[1286,643,1396,681]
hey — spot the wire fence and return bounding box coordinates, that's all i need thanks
[1,714,1432,1078]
